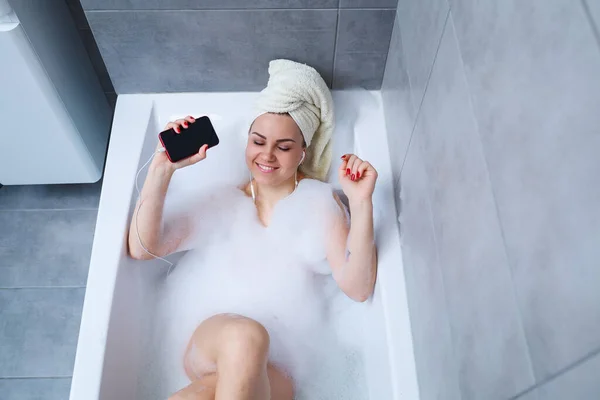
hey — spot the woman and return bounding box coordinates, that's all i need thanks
[129,60,378,400]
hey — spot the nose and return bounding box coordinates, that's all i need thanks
[262,148,276,162]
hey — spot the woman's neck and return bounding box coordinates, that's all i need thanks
[252,176,297,208]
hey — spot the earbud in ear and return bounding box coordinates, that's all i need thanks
[299,151,306,165]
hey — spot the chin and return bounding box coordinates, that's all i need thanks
[253,170,280,185]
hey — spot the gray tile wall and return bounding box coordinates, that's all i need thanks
[585,0,600,32]
[521,350,600,400]
[65,0,116,107]
[0,183,101,399]
[383,0,600,399]
[76,0,396,92]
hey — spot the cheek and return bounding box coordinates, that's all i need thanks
[245,144,259,162]
[279,151,301,169]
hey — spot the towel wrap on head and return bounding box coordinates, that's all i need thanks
[254,59,335,181]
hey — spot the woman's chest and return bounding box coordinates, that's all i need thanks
[226,200,327,261]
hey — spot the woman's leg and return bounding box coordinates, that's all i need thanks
[168,376,216,400]
[179,313,294,400]
[168,366,291,400]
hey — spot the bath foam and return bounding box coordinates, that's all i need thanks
[138,179,368,399]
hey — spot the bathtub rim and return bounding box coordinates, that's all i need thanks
[69,92,419,400]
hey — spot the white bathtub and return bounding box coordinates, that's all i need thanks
[69,91,419,400]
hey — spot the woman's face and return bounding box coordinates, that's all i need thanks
[246,113,305,186]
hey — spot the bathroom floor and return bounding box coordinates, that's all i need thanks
[0,182,102,400]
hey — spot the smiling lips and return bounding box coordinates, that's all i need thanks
[256,163,279,173]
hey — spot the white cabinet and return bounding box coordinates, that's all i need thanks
[0,0,112,184]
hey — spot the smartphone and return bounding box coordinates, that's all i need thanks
[159,116,220,163]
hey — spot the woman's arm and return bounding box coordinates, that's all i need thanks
[327,154,378,302]
[327,196,377,302]
[128,161,176,260]
[128,116,207,260]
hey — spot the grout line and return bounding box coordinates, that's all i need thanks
[336,50,390,54]
[398,9,450,174]
[0,286,86,290]
[395,9,462,398]
[378,8,397,88]
[508,346,600,399]
[581,0,600,50]
[87,8,335,12]
[336,7,397,11]
[0,208,99,212]
[421,147,464,400]
[331,8,341,88]
[84,8,396,12]
[416,14,464,399]
[0,376,72,380]
[388,12,415,165]
[448,7,539,390]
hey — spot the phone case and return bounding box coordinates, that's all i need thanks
[158,117,219,163]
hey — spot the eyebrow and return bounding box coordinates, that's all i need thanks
[251,132,296,144]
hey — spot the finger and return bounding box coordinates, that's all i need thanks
[198,144,208,159]
[192,144,209,163]
[345,155,357,175]
[175,119,190,130]
[339,155,349,175]
[164,122,181,133]
[186,154,204,166]
[362,162,379,180]
[175,147,207,169]
[350,156,364,177]
[356,162,369,180]
[184,115,196,124]
[339,155,352,181]
[346,155,359,180]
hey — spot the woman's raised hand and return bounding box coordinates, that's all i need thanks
[338,154,378,204]
[154,115,208,171]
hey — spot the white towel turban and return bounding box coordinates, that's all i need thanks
[253,59,335,181]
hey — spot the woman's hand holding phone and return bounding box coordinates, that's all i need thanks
[154,115,208,172]
[131,115,207,262]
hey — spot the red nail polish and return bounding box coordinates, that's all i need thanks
[351,174,355,181]
[341,155,346,160]
[357,172,361,179]
[346,168,350,175]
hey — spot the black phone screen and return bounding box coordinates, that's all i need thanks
[159,116,220,163]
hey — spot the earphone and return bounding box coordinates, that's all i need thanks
[299,151,305,166]
[134,149,175,274]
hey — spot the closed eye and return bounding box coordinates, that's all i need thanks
[254,141,290,151]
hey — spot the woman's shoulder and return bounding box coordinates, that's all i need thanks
[298,178,333,192]
[296,178,347,217]
[299,179,344,204]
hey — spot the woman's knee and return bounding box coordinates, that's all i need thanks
[219,315,270,358]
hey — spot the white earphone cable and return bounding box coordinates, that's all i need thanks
[134,149,175,274]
